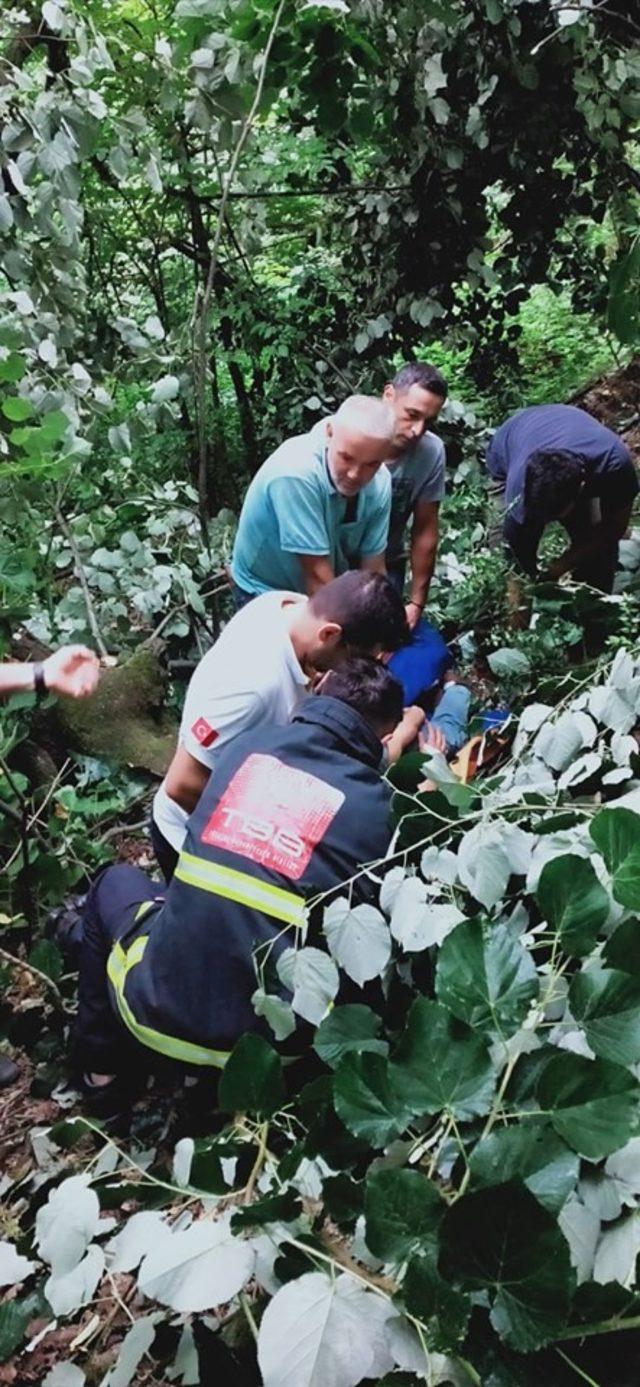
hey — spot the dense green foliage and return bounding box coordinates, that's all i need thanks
[1,0,640,1383]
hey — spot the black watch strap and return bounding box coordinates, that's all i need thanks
[32,662,47,700]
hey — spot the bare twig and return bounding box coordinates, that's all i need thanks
[0,944,63,1008]
[55,507,109,659]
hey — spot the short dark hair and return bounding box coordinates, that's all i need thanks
[392,361,448,400]
[310,572,409,653]
[320,657,404,736]
[524,449,585,519]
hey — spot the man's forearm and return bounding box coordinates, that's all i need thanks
[408,535,437,607]
[297,554,335,594]
[558,508,631,575]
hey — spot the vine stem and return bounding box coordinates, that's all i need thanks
[455,1049,520,1200]
[554,1346,601,1385]
[243,1120,269,1204]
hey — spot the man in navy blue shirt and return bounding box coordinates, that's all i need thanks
[486,404,638,591]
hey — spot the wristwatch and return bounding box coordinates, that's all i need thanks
[32,662,47,701]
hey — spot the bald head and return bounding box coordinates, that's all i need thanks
[326,394,395,497]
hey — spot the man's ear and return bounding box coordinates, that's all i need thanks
[317,620,342,648]
[382,383,395,404]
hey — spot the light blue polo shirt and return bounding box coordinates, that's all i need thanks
[231,421,392,596]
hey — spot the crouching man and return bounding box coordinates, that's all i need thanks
[73,660,404,1112]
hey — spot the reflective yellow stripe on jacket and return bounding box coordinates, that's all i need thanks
[174,850,307,928]
[106,853,306,1067]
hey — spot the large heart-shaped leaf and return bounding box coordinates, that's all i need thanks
[323,899,391,984]
[590,809,640,909]
[440,1184,575,1351]
[333,1052,414,1148]
[257,1272,393,1387]
[393,998,496,1120]
[218,1033,284,1119]
[536,854,610,957]
[569,966,640,1065]
[402,1255,471,1352]
[314,1005,388,1070]
[364,1167,444,1262]
[537,1052,640,1159]
[138,1211,254,1312]
[468,1123,579,1213]
[435,916,538,1036]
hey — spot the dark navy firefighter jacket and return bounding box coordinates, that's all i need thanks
[107,696,393,1067]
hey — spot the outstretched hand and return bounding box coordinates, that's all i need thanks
[42,645,100,699]
[419,720,447,754]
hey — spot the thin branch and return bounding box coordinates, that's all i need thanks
[0,945,63,1008]
[55,508,109,659]
[192,0,287,537]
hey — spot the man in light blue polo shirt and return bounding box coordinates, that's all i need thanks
[231,395,394,602]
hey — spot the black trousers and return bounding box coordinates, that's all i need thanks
[74,864,164,1075]
[563,496,619,594]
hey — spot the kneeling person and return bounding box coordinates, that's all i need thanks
[75,660,404,1098]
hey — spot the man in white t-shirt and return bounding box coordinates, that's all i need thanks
[151,571,408,879]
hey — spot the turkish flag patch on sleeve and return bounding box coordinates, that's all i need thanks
[190,716,218,748]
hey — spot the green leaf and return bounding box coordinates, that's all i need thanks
[231,1190,301,1230]
[435,917,539,1037]
[604,918,640,976]
[487,647,531,678]
[29,937,63,983]
[0,1291,44,1363]
[0,352,25,384]
[1,396,34,422]
[314,1004,388,1069]
[218,1033,284,1118]
[536,854,610,957]
[590,808,640,909]
[364,1168,443,1262]
[333,1051,414,1147]
[393,998,496,1121]
[321,1173,364,1230]
[468,1123,579,1213]
[402,1255,471,1352]
[251,988,296,1042]
[440,1184,575,1351]
[537,1052,640,1159]
[569,967,640,1065]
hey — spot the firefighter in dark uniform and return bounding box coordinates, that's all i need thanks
[73,659,403,1107]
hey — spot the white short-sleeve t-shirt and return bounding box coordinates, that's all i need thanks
[153,591,309,851]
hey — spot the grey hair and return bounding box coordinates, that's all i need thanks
[333,394,396,442]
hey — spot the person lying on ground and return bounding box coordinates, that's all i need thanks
[382,361,448,630]
[69,660,405,1114]
[230,395,395,605]
[0,646,100,700]
[383,617,470,760]
[151,572,408,882]
[485,403,638,595]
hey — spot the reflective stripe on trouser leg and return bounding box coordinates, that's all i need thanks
[107,937,231,1068]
